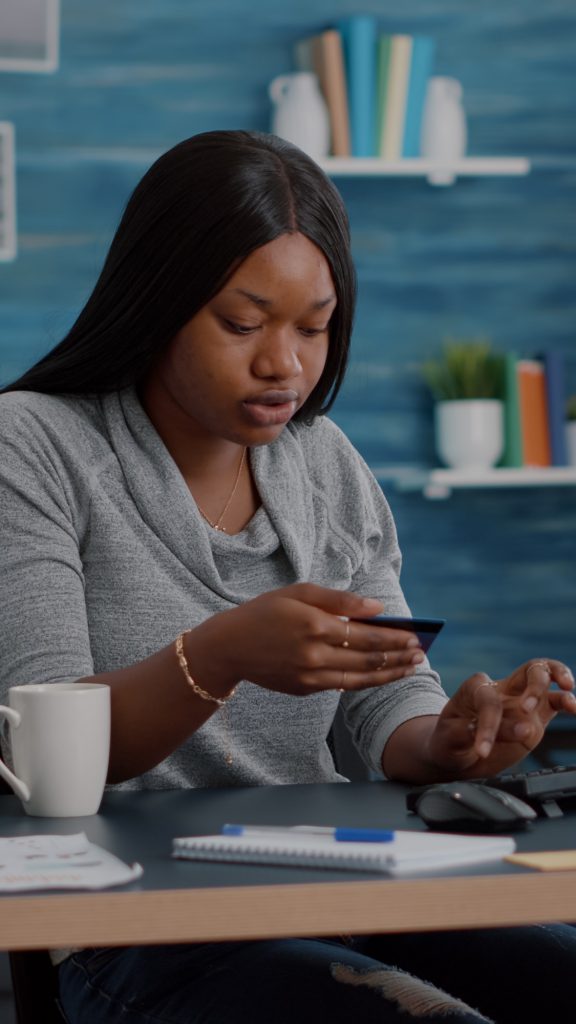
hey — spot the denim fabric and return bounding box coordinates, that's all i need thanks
[57,924,576,1023]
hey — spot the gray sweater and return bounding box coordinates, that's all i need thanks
[0,387,447,787]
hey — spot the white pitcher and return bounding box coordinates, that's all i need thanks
[269,71,330,161]
[421,76,467,184]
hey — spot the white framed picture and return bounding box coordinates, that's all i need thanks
[0,122,16,261]
[0,0,59,73]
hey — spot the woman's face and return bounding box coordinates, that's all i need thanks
[143,232,337,448]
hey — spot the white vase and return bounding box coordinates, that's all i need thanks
[566,421,576,467]
[435,399,504,471]
[269,71,330,161]
[421,76,467,185]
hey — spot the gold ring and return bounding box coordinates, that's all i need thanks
[342,621,350,649]
[526,661,550,679]
[476,680,499,693]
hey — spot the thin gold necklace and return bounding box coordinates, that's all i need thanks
[196,448,247,532]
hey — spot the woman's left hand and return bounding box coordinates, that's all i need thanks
[425,659,576,778]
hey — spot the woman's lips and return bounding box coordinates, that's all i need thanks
[242,390,299,427]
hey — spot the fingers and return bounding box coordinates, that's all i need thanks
[317,614,426,687]
[548,689,576,714]
[512,659,574,716]
[284,583,384,619]
[342,618,422,654]
[306,659,426,694]
[541,659,575,691]
[469,675,503,759]
[508,658,574,699]
[466,663,576,758]
[299,642,425,693]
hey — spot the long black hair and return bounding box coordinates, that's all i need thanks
[2,130,356,419]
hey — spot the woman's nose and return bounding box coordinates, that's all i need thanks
[252,332,302,380]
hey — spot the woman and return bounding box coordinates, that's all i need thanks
[0,130,574,1023]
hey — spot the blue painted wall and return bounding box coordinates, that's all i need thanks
[1,2,575,737]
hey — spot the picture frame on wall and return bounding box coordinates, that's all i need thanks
[0,0,59,73]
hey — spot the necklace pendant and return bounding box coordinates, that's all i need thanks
[195,447,246,535]
[225,754,233,765]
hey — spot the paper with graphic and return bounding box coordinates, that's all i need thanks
[0,832,143,891]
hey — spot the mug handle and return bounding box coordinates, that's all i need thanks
[0,706,31,803]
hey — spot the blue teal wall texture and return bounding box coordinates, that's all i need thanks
[1,2,575,728]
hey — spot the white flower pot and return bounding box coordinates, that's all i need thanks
[566,421,576,467]
[435,399,504,471]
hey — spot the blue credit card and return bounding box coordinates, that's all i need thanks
[353,615,446,653]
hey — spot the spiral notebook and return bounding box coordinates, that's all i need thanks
[172,829,516,876]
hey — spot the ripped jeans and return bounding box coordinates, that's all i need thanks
[57,924,576,1024]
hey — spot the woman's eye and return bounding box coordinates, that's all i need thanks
[224,320,259,335]
[299,326,328,338]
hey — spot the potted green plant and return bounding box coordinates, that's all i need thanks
[422,339,505,470]
[566,394,576,467]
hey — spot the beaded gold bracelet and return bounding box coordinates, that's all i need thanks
[175,631,236,707]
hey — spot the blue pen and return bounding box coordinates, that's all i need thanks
[221,824,394,843]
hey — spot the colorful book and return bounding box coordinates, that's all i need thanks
[500,352,523,467]
[517,359,552,466]
[379,35,413,160]
[375,34,393,156]
[539,350,568,465]
[339,15,378,156]
[402,36,435,157]
[295,30,350,157]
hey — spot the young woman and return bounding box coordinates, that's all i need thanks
[0,130,574,1024]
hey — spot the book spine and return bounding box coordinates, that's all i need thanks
[500,352,523,467]
[517,359,552,466]
[339,15,378,157]
[402,36,435,158]
[380,35,413,160]
[540,350,568,465]
[375,34,393,156]
[316,30,350,157]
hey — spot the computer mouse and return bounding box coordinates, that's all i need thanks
[414,781,537,833]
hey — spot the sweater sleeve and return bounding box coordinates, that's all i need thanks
[332,437,449,775]
[0,400,94,700]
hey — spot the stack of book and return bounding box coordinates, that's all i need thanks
[501,352,569,468]
[294,16,435,159]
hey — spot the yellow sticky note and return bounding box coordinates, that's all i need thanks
[505,850,576,871]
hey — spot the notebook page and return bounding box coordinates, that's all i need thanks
[173,830,516,875]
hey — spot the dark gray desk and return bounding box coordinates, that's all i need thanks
[0,781,575,951]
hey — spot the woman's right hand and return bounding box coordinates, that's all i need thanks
[187,583,426,698]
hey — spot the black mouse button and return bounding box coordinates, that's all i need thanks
[415,784,488,827]
[416,787,471,819]
[414,781,535,832]
[479,786,537,820]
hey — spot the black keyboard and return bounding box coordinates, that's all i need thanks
[407,764,576,817]
[476,764,576,803]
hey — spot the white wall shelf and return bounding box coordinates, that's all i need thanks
[319,156,531,186]
[372,465,576,499]
[0,123,16,262]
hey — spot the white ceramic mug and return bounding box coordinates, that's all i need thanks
[0,683,110,817]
